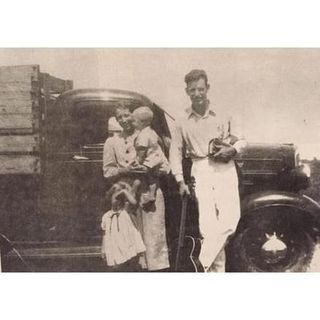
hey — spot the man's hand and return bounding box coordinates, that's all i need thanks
[118,167,130,175]
[213,146,237,163]
[178,181,190,197]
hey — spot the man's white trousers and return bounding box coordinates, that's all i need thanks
[191,158,241,269]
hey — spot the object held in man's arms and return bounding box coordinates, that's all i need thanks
[208,138,233,158]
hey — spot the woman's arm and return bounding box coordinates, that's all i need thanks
[103,138,129,178]
[101,215,107,231]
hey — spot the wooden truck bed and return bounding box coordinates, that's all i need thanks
[0,65,73,174]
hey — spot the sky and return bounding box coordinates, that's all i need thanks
[1,48,320,158]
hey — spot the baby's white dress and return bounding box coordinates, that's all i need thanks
[101,209,146,266]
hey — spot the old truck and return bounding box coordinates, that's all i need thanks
[0,64,319,272]
[0,65,173,271]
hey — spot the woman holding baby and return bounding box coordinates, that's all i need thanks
[102,104,170,271]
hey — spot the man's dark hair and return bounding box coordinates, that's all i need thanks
[184,69,208,86]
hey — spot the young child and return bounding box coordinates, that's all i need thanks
[131,106,170,206]
[101,181,146,267]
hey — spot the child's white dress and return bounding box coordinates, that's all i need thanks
[101,209,146,266]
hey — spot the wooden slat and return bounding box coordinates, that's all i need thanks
[0,135,39,153]
[0,128,34,134]
[0,100,34,114]
[0,66,39,118]
[0,65,39,83]
[0,114,39,131]
[0,82,32,92]
[0,90,33,101]
[0,81,39,95]
[0,155,40,174]
[40,73,73,94]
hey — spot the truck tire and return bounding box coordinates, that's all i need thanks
[226,205,319,272]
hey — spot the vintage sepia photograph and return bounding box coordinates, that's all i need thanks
[1,48,320,273]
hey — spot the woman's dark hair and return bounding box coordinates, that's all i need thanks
[184,69,208,86]
[115,102,131,113]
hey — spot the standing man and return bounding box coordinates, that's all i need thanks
[170,69,246,272]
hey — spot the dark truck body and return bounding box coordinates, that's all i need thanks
[0,65,318,272]
[0,77,173,271]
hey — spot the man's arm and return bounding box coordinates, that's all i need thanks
[214,116,247,162]
[169,122,190,196]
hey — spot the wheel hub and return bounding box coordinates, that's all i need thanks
[261,232,288,264]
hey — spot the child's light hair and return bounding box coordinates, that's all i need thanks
[133,106,154,126]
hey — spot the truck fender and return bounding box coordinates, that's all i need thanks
[239,190,320,237]
[241,190,320,216]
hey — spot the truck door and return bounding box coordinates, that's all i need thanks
[42,99,112,243]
